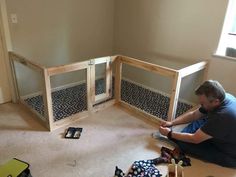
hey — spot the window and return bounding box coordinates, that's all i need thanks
[216,0,236,57]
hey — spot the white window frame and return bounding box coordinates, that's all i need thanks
[215,0,236,58]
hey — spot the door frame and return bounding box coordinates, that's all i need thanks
[0,0,15,102]
[0,2,12,103]
[90,56,112,105]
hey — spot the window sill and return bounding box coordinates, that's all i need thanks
[212,54,236,62]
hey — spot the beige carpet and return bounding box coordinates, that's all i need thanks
[0,103,236,177]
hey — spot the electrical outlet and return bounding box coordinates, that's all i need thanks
[10,14,18,24]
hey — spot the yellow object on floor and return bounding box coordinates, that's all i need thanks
[0,158,29,177]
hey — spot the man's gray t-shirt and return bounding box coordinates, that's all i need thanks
[200,93,236,158]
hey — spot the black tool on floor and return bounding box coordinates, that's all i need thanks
[65,127,83,139]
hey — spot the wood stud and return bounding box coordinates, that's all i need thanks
[9,52,208,131]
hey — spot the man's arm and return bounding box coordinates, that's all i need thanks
[159,126,212,144]
[162,108,204,127]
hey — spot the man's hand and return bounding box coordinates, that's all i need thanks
[159,126,171,136]
[160,121,173,127]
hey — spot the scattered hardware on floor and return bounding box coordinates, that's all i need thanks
[65,127,83,139]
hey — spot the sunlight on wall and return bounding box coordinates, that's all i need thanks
[216,0,236,56]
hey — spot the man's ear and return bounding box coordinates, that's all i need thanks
[214,99,221,106]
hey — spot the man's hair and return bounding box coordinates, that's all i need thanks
[195,80,226,102]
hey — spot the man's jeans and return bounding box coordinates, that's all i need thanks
[173,118,236,168]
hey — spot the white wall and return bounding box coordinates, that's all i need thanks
[5,0,236,101]
[208,57,236,94]
[6,0,114,95]
[114,0,233,103]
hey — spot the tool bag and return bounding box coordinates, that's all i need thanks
[0,158,32,177]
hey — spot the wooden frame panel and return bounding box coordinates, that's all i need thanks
[9,51,208,131]
[117,56,208,122]
[167,72,182,121]
[9,52,91,131]
[120,56,177,77]
[9,52,45,72]
[90,59,96,103]
[47,60,89,76]
[115,57,122,103]
[42,69,54,130]
[46,62,91,131]
[9,52,45,103]
[9,53,49,129]
[178,61,208,78]
[87,65,93,111]
[9,57,20,102]
[90,56,113,105]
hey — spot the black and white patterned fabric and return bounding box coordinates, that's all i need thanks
[24,95,45,117]
[25,83,87,121]
[24,78,108,121]
[24,78,192,122]
[121,80,192,120]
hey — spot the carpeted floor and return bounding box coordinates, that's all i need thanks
[0,103,235,177]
